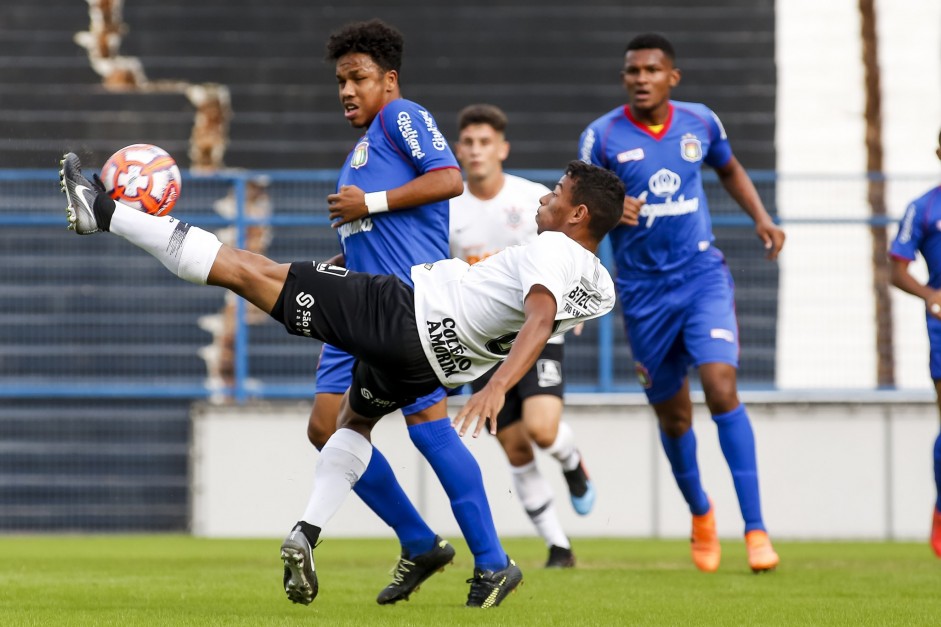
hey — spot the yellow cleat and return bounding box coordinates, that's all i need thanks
[745,530,779,573]
[690,500,721,572]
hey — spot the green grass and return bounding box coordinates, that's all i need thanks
[1,536,940,626]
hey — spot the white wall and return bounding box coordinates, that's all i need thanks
[191,394,939,541]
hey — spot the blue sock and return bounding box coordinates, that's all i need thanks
[713,404,765,533]
[346,445,436,557]
[659,427,711,516]
[934,430,941,513]
[408,418,507,571]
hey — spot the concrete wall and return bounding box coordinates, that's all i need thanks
[191,394,938,541]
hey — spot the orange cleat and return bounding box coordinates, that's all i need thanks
[745,530,779,573]
[690,501,721,572]
[931,509,941,558]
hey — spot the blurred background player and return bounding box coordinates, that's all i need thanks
[578,32,785,572]
[889,128,941,558]
[450,104,595,568]
[301,19,506,604]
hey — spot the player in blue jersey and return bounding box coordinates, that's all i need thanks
[889,129,941,558]
[302,19,515,605]
[578,33,785,573]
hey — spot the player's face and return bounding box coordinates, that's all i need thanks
[535,175,575,235]
[621,48,679,117]
[455,124,509,184]
[335,52,396,128]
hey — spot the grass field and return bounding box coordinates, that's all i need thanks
[1,535,939,626]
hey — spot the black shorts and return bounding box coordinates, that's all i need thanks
[470,342,564,431]
[269,261,440,418]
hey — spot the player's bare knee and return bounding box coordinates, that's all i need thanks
[658,413,692,438]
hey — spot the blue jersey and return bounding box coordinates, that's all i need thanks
[335,98,458,284]
[578,101,733,275]
[890,185,941,288]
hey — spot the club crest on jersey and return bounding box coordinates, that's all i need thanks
[634,362,652,389]
[350,139,369,169]
[680,133,702,163]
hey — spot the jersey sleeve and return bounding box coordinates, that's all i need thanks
[379,100,459,174]
[701,107,733,169]
[578,124,605,168]
[889,201,923,262]
[516,232,574,307]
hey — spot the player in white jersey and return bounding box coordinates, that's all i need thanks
[450,104,595,568]
[60,155,623,607]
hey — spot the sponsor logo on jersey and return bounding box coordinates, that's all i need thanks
[634,361,652,389]
[397,111,425,159]
[536,359,563,387]
[897,204,915,243]
[418,109,448,151]
[639,168,700,227]
[710,328,735,343]
[350,139,369,169]
[579,129,596,163]
[563,280,604,316]
[337,217,374,243]
[426,318,472,378]
[680,133,702,163]
[617,147,645,163]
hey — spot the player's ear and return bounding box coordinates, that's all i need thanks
[669,67,681,88]
[571,203,589,226]
[384,69,398,92]
[499,139,510,162]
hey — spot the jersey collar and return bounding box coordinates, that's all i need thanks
[623,103,674,140]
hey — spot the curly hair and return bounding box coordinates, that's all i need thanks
[457,104,508,133]
[325,19,404,73]
[564,160,625,240]
[625,32,676,62]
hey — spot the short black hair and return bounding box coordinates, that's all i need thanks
[625,32,676,62]
[457,104,508,133]
[325,19,404,73]
[565,160,624,240]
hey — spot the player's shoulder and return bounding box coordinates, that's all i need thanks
[671,100,727,140]
[585,105,627,129]
[912,184,941,209]
[504,173,551,196]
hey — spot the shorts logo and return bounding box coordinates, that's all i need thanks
[316,262,349,277]
[536,359,562,387]
[295,292,315,308]
[680,134,702,162]
[350,139,369,169]
[360,387,395,408]
[634,361,652,389]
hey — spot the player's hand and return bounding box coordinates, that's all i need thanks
[927,291,941,320]
[621,191,647,227]
[452,384,506,438]
[572,322,585,336]
[755,219,785,261]
[327,185,368,227]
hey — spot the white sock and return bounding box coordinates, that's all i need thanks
[511,460,570,548]
[302,428,373,529]
[544,421,580,472]
[109,202,222,284]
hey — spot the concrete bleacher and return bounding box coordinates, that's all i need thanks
[0,0,776,531]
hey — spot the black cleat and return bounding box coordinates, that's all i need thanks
[465,558,523,608]
[545,545,576,568]
[281,528,318,605]
[563,456,596,515]
[376,536,455,605]
[60,152,103,234]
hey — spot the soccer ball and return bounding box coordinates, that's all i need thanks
[100,144,182,216]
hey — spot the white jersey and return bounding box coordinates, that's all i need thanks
[411,231,615,386]
[449,174,564,344]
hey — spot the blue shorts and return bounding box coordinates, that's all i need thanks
[617,250,739,404]
[316,343,447,415]
[928,314,941,380]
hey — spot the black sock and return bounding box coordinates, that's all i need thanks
[93,194,116,232]
[293,520,321,547]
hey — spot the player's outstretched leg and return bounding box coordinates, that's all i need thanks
[465,557,523,608]
[281,521,320,605]
[60,152,107,234]
[376,536,456,605]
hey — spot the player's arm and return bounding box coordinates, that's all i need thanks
[714,156,785,260]
[453,285,556,438]
[890,256,941,319]
[328,168,463,227]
